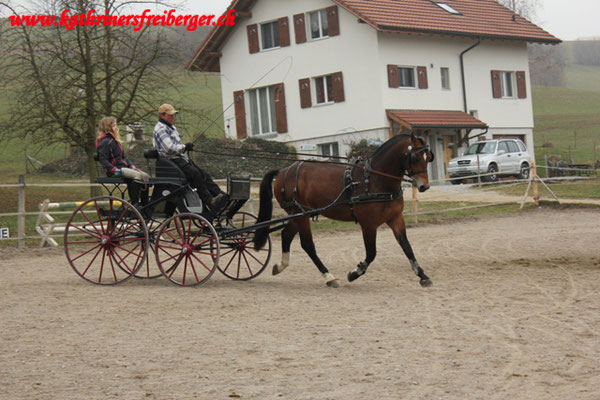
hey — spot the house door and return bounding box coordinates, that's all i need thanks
[442,136,454,179]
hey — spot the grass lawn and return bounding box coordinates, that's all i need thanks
[532,85,600,175]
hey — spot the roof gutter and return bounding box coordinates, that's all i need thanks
[460,37,481,113]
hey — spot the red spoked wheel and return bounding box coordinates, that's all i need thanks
[64,196,148,285]
[218,211,271,280]
[154,213,220,286]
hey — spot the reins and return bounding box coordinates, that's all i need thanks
[190,149,415,183]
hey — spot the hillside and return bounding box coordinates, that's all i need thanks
[532,86,600,167]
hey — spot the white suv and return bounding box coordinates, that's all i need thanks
[447,139,531,184]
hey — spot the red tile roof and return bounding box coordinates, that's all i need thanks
[386,110,488,129]
[187,0,560,72]
[335,0,559,44]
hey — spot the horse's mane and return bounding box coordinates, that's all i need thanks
[371,134,413,160]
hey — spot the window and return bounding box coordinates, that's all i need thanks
[319,142,339,157]
[248,86,277,135]
[399,67,416,88]
[506,141,519,153]
[491,70,526,99]
[433,2,461,14]
[500,71,515,98]
[314,75,334,104]
[440,67,450,90]
[261,21,280,50]
[498,141,510,153]
[517,141,526,152]
[309,9,328,40]
[299,72,344,108]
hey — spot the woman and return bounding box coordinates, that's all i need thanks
[96,116,150,205]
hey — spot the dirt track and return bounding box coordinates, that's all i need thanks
[1,208,599,399]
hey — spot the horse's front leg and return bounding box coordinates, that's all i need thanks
[387,216,432,287]
[348,224,377,282]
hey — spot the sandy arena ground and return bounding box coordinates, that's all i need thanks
[1,208,599,399]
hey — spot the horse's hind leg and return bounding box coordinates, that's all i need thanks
[272,221,298,275]
[295,217,340,288]
[348,223,377,282]
[387,216,432,287]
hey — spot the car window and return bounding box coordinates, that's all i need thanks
[498,141,509,153]
[466,141,496,155]
[517,141,526,152]
[507,141,519,153]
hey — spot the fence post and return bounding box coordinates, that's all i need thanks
[532,160,539,206]
[412,185,418,224]
[477,155,481,188]
[17,175,26,249]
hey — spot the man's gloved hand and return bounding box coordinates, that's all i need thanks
[184,143,195,152]
[113,168,122,176]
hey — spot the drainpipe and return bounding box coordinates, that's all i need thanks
[460,37,481,113]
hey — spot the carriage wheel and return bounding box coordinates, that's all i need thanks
[155,213,220,286]
[218,211,271,280]
[64,196,148,285]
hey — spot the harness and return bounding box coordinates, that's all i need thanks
[280,158,404,223]
[278,138,433,221]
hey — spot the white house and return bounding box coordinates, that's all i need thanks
[187,0,559,182]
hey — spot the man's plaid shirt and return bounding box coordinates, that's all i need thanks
[153,119,188,160]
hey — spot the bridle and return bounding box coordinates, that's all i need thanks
[403,143,435,177]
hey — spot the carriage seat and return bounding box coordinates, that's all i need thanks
[93,152,128,184]
[144,150,187,184]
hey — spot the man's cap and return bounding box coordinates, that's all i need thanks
[158,104,178,115]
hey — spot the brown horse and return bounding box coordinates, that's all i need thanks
[252,133,435,288]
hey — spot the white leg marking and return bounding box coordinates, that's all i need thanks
[273,252,290,275]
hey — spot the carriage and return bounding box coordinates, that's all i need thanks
[64,149,276,286]
[65,133,436,288]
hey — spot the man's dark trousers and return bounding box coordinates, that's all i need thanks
[172,158,222,204]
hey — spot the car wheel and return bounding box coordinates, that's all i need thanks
[517,163,530,180]
[450,178,463,185]
[485,164,498,182]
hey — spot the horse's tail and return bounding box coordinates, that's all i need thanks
[253,169,280,250]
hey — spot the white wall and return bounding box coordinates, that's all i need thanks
[216,0,536,161]
[377,33,533,127]
[219,0,382,143]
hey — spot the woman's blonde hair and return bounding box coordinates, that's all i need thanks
[97,116,121,143]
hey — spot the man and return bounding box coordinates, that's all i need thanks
[153,103,229,212]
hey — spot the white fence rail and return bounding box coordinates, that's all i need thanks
[0,169,595,248]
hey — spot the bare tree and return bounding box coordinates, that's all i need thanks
[497,0,542,21]
[1,0,178,194]
[528,43,567,87]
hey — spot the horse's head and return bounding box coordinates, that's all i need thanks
[403,133,435,192]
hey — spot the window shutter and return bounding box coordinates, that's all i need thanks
[299,78,312,109]
[417,66,428,89]
[516,71,527,98]
[293,13,307,44]
[491,70,501,98]
[332,71,345,103]
[233,90,247,139]
[387,65,399,88]
[278,17,290,47]
[247,24,259,54]
[326,6,340,36]
[274,83,288,133]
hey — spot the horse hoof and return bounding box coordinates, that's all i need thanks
[420,278,433,287]
[347,271,360,282]
[272,264,281,275]
[326,279,340,288]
